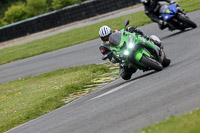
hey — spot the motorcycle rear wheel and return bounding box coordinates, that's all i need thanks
[140,55,163,71]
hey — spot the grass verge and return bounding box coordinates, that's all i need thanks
[138,108,200,133]
[0,0,199,65]
[0,63,119,133]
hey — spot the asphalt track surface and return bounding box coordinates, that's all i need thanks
[5,10,200,133]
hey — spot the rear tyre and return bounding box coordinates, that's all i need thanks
[179,16,197,28]
[140,55,163,71]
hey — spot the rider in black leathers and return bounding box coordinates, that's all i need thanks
[141,0,172,30]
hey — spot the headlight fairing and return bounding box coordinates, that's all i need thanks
[124,50,129,55]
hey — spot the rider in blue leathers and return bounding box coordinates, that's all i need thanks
[141,0,172,30]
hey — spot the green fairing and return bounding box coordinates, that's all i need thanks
[134,49,150,66]
[110,29,156,67]
[137,34,156,50]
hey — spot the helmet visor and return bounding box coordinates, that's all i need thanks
[101,35,109,42]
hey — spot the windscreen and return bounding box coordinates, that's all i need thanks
[159,5,169,14]
[109,32,121,47]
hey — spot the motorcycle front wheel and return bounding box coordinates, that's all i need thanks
[140,55,163,71]
[179,15,197,29]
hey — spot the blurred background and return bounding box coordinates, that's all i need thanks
[0,0,140,42]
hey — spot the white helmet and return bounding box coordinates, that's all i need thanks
[99,25,112,37]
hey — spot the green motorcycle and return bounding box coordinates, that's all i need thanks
[103,19,171,79]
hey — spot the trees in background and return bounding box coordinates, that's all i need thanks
[0,0,88,27]
[26,0,48,17]
[4,2,28,24]
[52,0,80,10]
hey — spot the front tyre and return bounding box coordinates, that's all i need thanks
[140,55,163,71]
[179,15,197,28]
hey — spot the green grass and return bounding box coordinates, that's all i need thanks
[0,0,199,65]
[178,0,200,12]
[0,63,119,133]
[0,11,151,65]
[138,108,200,133]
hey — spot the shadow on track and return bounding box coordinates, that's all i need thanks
[108,71,157,90]
[86,71,161,102]
[161,29,192,40]
[128,71,157,82]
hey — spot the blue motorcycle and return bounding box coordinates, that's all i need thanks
[159,3,197,31]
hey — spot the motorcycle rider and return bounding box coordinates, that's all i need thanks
[99,25,162,80]
[140,0,172,30]
[99,25,162,51]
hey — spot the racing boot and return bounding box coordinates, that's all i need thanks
[119,63,137,80]
[167,23,176,31]
[158,20,167,30]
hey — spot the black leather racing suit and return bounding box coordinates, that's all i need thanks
[143,0,171,24]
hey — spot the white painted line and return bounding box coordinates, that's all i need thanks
[88,79,138,101]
